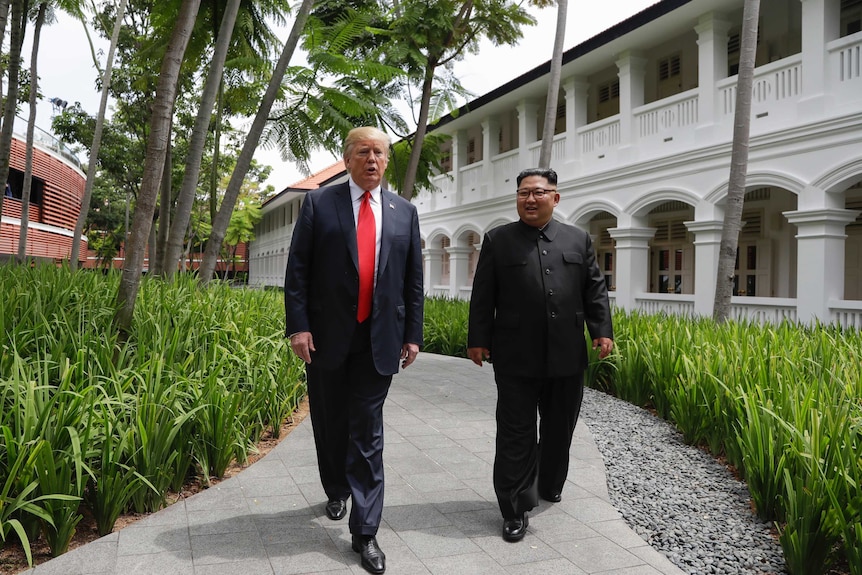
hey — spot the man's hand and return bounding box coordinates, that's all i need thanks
[467,347,490,367]
[289,331,315,364]
[592,337,614,360]
[401,343,420,369]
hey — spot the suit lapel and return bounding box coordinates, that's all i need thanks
[335,183,359,271]
[378,190,397,278]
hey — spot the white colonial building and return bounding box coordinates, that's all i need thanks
[250,0,862,328]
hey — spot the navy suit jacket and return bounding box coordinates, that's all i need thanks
[284,182,424,376]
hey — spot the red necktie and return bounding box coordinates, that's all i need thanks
[356,191,375,323]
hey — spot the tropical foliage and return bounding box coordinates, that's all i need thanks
[423,298,861,575]
[0,265,305,563]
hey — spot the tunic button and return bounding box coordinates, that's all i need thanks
[550,312,557,318]
[542,250,548,255]
[545,268,550,275]
[548,289,554,296]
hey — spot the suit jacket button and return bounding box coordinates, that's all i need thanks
[548,289,554,296]
[545,268,550,275]
[550,312,557,318]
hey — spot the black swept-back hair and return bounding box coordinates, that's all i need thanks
[516,168,558,187]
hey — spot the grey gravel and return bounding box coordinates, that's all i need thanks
[581,386,788,575]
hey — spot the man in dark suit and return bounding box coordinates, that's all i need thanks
[467,167,613,543]
[285,126,424,574]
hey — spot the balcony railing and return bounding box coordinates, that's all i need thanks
[12,115,83,171]
[718,56,803,116]
[830,299,862,329]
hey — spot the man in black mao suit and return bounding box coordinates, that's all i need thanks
[285,126,424,574]
[467,168,613,542]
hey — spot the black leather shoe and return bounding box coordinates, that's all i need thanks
[502,514,528,542]
[325,499,347,520]
[352,534,386,574]
[540,490,562,503]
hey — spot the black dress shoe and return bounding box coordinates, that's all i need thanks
[502,514,529,542]
[352,534,386,574]
[540,490,562,503]
[325,499,347,520]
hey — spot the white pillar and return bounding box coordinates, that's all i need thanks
[481,116,500,199]
[695,13,731,135]
[446,246,473,300]
[616,51,647,157]
[685,220,725,317]
[517,99,540,168]
[608,227,656,312]
[451,129,466,203]
[564,77,588,166]
[784,208,859,324]
[423,247,443,295]
[798,0,840,115]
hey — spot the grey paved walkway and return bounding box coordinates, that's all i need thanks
[24,354,684,575]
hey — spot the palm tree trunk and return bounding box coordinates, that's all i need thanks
[199,0,314,282]
[0,0,12,102]
[713,0,761,323]
[17,2,46,264]
[70,0,128,270]
[152,141,173,275]
[115,0,202,334]
[401,61,436,198]
[162,0,241,280]
[0,0,27,222]
[538,0,566,169]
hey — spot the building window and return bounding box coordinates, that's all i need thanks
[598,80,620,103]
[842,0,862,37]
[658,53,682,98]
[658,54,681,82]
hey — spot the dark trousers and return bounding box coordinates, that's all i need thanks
[493,371,585,519]
[306,320,392,536]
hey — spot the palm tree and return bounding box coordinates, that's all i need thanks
[713,0,761,323]
[17,1,48,264]
[69,0,128,270]
[115,0,202,334]
[537,0,564,169]
[0,0,12,97]
[159,0,241,280]
[0,0,28,222]
[381,0,534,197]
[198,0,314,282]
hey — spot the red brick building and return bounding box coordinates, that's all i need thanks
[0,132,87,263]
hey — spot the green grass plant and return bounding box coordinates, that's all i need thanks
[0,265,306,563]
[421,298,861,574]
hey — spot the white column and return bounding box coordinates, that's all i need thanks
[517,99,540,168]
[695,13,731,135]
[451,129,466,203]
[784,208,860,324]
[685,220,725,317]
[564,77,588,165]
[608,227,656,312]
[481,116,500,199]
[798,0,840,115]
[616,51,648,158]
[423,247,443,295]
[446,246,474,299]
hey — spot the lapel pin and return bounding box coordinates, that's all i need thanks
[389,202,395,209]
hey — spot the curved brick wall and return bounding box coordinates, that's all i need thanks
[0,135,86,262]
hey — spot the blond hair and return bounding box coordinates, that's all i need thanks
[343,127,391,158]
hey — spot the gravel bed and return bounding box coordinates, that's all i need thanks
[580,387,788,575]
